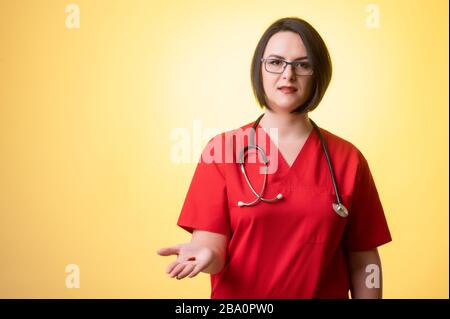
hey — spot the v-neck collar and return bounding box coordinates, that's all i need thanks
[256,121,317,175]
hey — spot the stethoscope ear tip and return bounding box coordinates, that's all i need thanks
[237,201,244,207]
[276,193,283,199]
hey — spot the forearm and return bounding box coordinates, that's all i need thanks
[348,249,383,299]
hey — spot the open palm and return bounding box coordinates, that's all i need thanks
[157,243,214,279]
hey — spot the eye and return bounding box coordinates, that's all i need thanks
[268,59,282,66]
[295,62,311,69]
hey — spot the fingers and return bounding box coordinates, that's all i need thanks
[166,260,180,275]
[187,263,204,278]
[176,263,195,280]
[157,245,180,256]
[169,262,188,279]
[168,261,202,280]
[158,244,203,280]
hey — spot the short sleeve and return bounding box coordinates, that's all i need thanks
[343,152,392,252]
[177,139,231,238]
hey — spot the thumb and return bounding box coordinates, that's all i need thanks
[157,245,181,256]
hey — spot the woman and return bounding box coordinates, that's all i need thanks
[158,17,392,299]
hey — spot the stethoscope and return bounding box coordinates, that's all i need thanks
[237,113,349,218]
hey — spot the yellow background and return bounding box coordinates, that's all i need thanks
[0,0,448,298]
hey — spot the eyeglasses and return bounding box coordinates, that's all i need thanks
[261,58,314,76]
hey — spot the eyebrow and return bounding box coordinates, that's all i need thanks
[267,54,308,61]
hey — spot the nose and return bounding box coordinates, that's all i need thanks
[282,63,296,80]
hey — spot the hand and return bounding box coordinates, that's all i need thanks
[157,243,214,280]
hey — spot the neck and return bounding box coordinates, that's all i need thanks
[259,109,313,141]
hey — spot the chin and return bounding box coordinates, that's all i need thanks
[270,100,304,112]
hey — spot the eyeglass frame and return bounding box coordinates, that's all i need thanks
[260,57,314,76]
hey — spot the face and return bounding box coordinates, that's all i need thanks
[261,31,314,113]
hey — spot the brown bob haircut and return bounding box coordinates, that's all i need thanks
[250,17,332,113]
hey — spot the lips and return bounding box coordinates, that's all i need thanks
[278,86,298,93]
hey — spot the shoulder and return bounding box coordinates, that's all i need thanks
[320,128,367,168]
[315,127,378,197]
[205,120,256,147]
[319,128,360,154]
[200,121,255,164]
[318,127,369,172]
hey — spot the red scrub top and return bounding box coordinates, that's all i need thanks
[177,119,392,299]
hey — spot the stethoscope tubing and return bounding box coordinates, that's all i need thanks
[238,113,348,217]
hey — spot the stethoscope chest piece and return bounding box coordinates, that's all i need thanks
[332,203,349,218]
